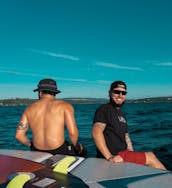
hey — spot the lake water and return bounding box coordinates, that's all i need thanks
[0,102,171,170]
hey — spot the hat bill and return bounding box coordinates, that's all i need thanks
[33,88,61,93]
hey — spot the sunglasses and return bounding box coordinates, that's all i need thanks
[112,90,127,95]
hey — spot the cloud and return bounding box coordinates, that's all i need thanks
[0,69,86,82]
[55,77,86,82]
[96,62,143,71]
[155,62,172,67]
[145,60,172,67]
[0,69,48,77]
[144,60,159,64]
[28,49,80,61]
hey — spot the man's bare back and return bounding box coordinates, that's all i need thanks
[15,79,78,154]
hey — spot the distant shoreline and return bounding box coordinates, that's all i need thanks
[0,96,172,106]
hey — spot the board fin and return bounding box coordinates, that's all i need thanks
[6,174,30,188]
[53,156,76,174]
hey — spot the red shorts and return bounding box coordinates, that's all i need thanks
[118,150,146,165]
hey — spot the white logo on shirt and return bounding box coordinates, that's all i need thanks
[118,116,126,123]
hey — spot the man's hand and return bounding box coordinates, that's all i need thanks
[73,143,87,158]
[108,155,124,163]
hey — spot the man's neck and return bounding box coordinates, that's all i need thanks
[40,94,55,100]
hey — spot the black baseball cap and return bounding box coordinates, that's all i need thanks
[110,80,127,91]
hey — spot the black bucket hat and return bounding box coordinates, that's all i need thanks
[33,79,61,94]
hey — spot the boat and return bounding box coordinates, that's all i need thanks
[0,149,171,188]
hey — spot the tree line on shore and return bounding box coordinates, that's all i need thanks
[0,97,172,106]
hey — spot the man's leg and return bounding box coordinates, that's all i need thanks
[145,152,166,170]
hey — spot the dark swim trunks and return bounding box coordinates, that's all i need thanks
[30,141,75,156]
[118,150,146,165]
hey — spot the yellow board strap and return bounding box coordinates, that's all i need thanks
[53,156,76,174]
[6,174,30,188]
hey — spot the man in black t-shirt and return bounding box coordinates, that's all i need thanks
[92,80,166,170]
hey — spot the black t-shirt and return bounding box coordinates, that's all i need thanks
[93,103,128,158]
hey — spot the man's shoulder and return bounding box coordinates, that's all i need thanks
[97,103,110,109]
[54,99,73,108]
[95,103,111,112]
[54,99,69,104]
[24,100,40,110]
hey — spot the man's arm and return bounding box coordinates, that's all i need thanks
[92,122,124,163]
[125,133,134,151]
[64,104,78,146]
[92,122,113,160]
[15,112,31,147]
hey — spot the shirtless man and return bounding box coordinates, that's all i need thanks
[15,78,80,155]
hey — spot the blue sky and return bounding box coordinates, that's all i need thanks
[0,0,172,99]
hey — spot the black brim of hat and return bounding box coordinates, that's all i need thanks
[33,88,61,94]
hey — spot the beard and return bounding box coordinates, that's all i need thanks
[109,97,125,107]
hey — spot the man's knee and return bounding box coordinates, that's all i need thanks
[145,151,157,165]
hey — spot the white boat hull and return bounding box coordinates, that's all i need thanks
[0,149,171,188]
